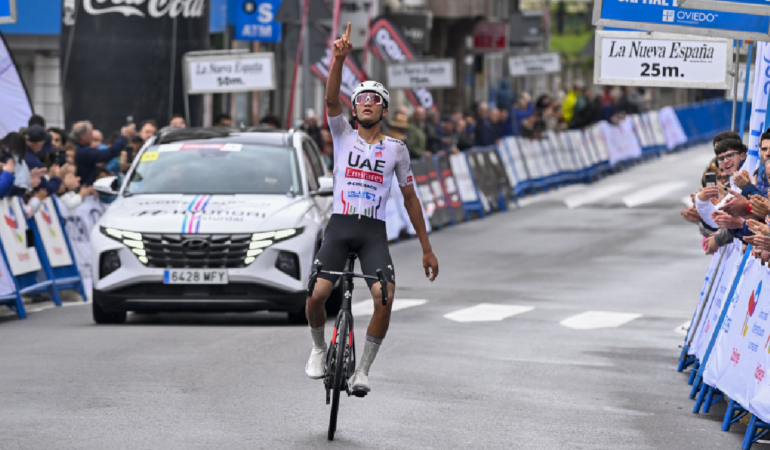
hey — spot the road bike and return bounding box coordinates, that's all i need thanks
[307,253,388,441]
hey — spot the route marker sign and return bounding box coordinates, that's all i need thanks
[594,30,730,89]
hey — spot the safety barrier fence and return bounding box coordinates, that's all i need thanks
[384,99,737,238]
[0,99,738,321]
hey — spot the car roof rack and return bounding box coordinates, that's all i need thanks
[155,127,232,145]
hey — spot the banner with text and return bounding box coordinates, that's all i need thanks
[595,31,729,89]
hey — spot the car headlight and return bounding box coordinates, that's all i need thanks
[100,227,148,265]
[244,227,304,265]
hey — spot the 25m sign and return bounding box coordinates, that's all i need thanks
[594,30,730,89]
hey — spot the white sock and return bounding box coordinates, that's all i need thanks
[357,337,381,375]
[310,326,327,351]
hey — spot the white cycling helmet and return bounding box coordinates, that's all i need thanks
[350,81,390,108]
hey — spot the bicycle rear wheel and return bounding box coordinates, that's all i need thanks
[328,313,348,441]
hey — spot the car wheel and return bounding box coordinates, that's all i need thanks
[325,280,343,316]
[288,308,308,325]
[92,291,127,324]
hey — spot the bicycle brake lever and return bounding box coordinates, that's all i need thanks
[308,262,323,297]
[376,269,387,306]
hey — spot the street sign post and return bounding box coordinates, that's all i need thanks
[0,0,16,24]
[679,0,770,16]
[386,59,456,89]
[594,31,730,89]
[592,0,770,40]
[183,51,277,95]
[508,53,561,77]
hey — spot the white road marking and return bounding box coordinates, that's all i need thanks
[517,185,588,208]
[444,304,534,322]
[564,182,636,209]
[560,311,642,330]
[621,181,689,207]
[674,321,690,336]
[351,299,427,317]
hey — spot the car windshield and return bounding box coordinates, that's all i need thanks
[124,142,301,195]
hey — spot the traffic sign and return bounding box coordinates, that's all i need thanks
[235,0,283,42]
[679,0,770,16]
[592,0,770,40]
[0,0,16,24]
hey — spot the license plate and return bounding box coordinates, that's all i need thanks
[163,269,228,284]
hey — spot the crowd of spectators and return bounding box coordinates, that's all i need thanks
[679,130,770,262]
[0,113,186,216]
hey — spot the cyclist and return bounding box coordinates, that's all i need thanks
[305,22,439,395]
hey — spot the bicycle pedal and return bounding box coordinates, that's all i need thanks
[352,391,368,398]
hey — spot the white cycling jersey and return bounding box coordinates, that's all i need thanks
[328,113,414,221]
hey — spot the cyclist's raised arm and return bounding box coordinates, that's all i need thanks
[325,22,353,118]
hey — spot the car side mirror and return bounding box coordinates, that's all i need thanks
[315,176,333,197]
[93,176,119,195]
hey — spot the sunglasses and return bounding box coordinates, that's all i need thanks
[355,93,383,106]
[717,151,739,162]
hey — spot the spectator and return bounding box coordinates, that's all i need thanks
[94,167,118,204]
[599,88,624,124]
[57,172,93,210]
[138,120,158,142]
[496,78,514,112]
[214,113,232,127]
[169,114,186,128]
[72,120,134,186]
[319,128,333,170]
[260,114,282,129]
[64,143,76,165]
[562,80,584,125]
[490,108,503,142]
[2,132,32,193]
[499,108,514,138]
[451,119,474,152]
[25,125,62,195]
[28,114,45,128]
[92,129,104,147]
[301,109,324,151]
[425,110,442,154]
[406,108,427,158]
[0,157,13,198]
[43,127,67,167]
[474,102,497,147]
[513,93,534,135]
[570,87,598,129]
[385,112,411,149]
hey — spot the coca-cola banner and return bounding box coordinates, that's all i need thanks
[60,0,209,132]
[369,17,433,109]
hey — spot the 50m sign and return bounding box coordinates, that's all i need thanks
[594,30,730,89]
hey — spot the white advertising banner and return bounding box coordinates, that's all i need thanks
[0,32,33,137]
[692,243,741,360]
[34,198,73,268]
[57,196,104,283]
[619,117,643,160]
[386,59,456,89]
[508,52,561,77]
[746,43,770,176]
[703,257,769,409]
[658,106,689,150]
[0,197,41,276]
[687,251,724,344]
[449,153,479,203]
[184,52,276,94]
[594,31,730,89]
[0,253,14,296]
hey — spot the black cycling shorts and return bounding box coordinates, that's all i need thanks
[315,214,395,289]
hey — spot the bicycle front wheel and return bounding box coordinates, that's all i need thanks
[328,313,348,441]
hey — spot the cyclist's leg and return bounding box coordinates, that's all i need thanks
[351,222,395,391]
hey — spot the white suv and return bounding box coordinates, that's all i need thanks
[90,127,338,324]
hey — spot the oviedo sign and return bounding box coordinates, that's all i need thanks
[60,0,209,132]
[594,30,730,89]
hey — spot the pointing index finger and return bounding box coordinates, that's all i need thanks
[345,22,351,38]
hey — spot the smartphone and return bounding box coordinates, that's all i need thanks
[705,172,717,186]
[126,115,134,126]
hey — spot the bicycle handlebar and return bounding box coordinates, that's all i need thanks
[307,263,389,306]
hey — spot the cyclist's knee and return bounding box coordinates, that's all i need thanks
[308,279,333,307]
